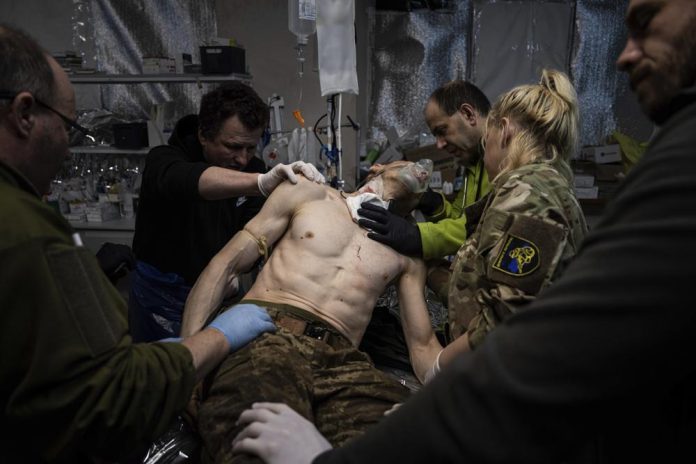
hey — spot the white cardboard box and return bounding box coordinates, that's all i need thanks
[580,144,622,164]
[573,174,595,188]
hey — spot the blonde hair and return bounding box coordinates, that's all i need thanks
[486,69,579,180]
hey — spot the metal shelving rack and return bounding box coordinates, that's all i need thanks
[69,73,252,84]
[70,146,150,155]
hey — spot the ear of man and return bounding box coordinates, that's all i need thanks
[7,92,37,139]
[458,103,478,125]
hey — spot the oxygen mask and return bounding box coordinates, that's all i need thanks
[397,159,433,193]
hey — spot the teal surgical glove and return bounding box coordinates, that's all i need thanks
[208,303,276,352]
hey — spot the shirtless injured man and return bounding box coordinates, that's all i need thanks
[181,160,441,463]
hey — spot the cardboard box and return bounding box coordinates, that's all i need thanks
[574,186,599,199]
[595,164,625,182]
[113,122,149,149]
[580,144,622,164]
[142,57,176,74]
[200,46,246,74]
[573,174,595,188]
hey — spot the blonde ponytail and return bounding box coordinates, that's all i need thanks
[486,69,579,181]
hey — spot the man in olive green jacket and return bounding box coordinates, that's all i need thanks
[0,24,274,462]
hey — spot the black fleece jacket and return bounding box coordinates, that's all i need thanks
[132,114,265,285]
[316,91,696,463]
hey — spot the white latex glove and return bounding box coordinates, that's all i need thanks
[232,402,332,464]
[257,161,326,197]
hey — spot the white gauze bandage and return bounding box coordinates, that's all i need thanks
[345,193,390,223]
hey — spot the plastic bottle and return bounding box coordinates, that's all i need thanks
[288,0,316,77]
[288,0,316,44]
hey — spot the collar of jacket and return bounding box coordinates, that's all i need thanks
[0,159,41,197]
[654,85,696,126]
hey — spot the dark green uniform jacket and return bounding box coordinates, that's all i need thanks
[417,158,490,260]
[0,162,196,462]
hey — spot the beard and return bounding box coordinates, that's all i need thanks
[633,21,696,124]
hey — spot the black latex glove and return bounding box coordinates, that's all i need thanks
[417,188,444,216]
[96,242,136,283]
[357,202,423,257]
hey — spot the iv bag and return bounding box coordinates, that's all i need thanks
[288,0,316,45]
[317,0,358,96]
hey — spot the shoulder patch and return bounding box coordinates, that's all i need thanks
[492,234,540,276]
[487,213,568,295]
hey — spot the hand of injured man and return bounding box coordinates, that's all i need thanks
[257,161,326,196]
[358,202,423,257]
[208,303,276,352]
[233,402,332,464]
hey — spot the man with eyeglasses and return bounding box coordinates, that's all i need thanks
[130,80,326,342]
[0,90,92,139]
[0,24,277,462]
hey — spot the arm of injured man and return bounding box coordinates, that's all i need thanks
[181,179,324,336]
[397,257,444,384]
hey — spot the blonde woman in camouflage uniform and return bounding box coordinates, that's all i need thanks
[427,69,588,378]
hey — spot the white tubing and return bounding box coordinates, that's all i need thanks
[337,93,343,183]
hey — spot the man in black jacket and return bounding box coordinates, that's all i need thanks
[230,1,696,462]
[130,82,323,342]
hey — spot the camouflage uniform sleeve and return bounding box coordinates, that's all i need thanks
[449,166,585,349]
[2,239,196,461]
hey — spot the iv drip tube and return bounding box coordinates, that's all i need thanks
[337,93,343,186]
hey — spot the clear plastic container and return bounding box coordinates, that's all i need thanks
[288,0,316,45]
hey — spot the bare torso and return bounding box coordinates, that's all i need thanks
[245,184,408,345]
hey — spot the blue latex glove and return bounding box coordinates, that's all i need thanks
[208,303,276,352]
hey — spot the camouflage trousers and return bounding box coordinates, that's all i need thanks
[198,301,410,464]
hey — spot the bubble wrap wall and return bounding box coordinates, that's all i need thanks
[367,2,472,144]
[368,0,635,146]
[72,0,219,121]
[572,0,632,145]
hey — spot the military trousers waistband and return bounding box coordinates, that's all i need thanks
[242,299,352,350]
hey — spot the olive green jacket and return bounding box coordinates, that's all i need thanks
[0,161,196,462]
[417,159,491,260]
[448,162,588,348]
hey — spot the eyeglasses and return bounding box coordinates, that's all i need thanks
[0,90,91,138]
